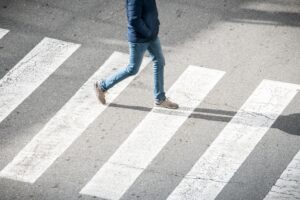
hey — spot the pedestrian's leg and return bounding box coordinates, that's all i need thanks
[99,42,148,91]
[147,37,166,103]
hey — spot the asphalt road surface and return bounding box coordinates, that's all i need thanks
[0,0,299,200]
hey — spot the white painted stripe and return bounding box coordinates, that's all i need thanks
[167,80,300,200]
[264,150,300,200]
[0,52,151,183]
[0,28,9,39]
[0,37,80,124]
[80,66,225,200]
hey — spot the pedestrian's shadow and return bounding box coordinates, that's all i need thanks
[109,103,299,136]
[272,113,300,136]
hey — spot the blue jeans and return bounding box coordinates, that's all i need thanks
[99,37,166,103]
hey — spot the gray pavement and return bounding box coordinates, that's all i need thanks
[0,0,299,199]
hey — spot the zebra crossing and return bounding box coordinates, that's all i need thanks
[0,28,299,200]
[80,66,225,199]
[0,28,9,39]
[263,150,300,200]
[167,80,299,200]
[0,37,80,124]
[0,52,150,183]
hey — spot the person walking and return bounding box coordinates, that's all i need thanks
[94,0,179,109]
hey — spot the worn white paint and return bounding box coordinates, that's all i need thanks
[80,66,225,200]
[0,51,151,183]
[167,80,299,200]
[264,150,300,200]
[0,37,80,124]
[0,28,9,39]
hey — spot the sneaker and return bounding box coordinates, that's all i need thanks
[155,98,179,109]
[94,81,106,105]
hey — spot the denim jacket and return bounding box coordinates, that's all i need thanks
[126,0,160,43]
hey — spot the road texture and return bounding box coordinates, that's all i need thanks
[0,0,299,199]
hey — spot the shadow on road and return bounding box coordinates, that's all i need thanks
[273,113,300,136]
[109,103,300,136]
[227,9,300,27]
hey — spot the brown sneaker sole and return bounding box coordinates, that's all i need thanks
[155,102,179,109]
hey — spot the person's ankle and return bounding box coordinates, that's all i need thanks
[97,81,106,92]
[155,97,166,104]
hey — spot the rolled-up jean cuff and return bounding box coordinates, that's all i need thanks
[99,81,107,92]
[155,95,166,104]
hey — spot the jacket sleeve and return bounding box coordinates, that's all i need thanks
[127,0,152,38]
